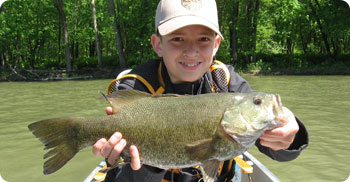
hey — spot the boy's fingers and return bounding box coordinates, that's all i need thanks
[93,138,107,156]
[108,139,126,165]
[105,106,113,115]
[259,106,299,150]
[259,139,290,151]
[101,132,122,158]
[130,145,141,170]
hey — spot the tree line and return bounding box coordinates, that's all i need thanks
[0,0,349,75]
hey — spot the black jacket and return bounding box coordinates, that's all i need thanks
[105,59,309,182]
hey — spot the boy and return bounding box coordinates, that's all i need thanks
[93,0,308,181]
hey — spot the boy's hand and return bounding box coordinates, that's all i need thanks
[259,107,299,151]
[92,107,142,171]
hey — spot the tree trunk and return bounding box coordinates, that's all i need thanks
[245,0,254,64]
[137,0,151,61]
[286,37,293,54]
[70,41,79,60]
[251,0,260,61]
[299,26,309,54]
[14,34,20,69]
[243,0,259,64]
[57,13,62,69]
[230,0,239,62]
[331,38,338,61]
[0,48,4,68]
[90,41,96,57]
[308,0,333,60]
[91,0,102,68]
[71,41,74,60]
[108,0,126,69]
[55,0,72,72]
[29,38,43,69]
[344,36,349,53]
[75,42,79,59]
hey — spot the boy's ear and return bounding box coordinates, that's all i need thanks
[151,34,163,57]
[213,35,221,56]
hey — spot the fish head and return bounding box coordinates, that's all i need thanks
[219,92,286,146]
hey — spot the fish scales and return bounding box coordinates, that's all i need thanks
[28,90,286,176]
[77,93,234,168]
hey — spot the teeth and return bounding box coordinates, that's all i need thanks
[181,62,198,67]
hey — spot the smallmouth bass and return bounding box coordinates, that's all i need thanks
[28,90,286,179]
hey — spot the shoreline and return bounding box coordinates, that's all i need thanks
[1,67,350,82]
[0,68,120,82]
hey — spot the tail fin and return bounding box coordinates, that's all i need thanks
[28,117,84,174]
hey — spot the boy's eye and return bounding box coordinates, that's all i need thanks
[199,37,210,41]
[171,37,183,41]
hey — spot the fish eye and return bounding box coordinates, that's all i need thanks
[254,98,262,105]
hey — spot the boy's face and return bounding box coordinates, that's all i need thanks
[151,25,221,84]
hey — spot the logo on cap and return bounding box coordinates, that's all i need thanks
[181,0,203,11]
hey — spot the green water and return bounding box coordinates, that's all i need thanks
[0,76,349,182]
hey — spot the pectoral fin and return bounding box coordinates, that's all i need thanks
[200,160,221,182]
[185,138,214,161]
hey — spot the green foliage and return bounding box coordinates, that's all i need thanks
[74,55,120,70]
[0,0,349,75]
[245,53,350,75]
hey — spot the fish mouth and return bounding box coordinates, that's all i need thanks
[272,94,287,126]
[274,117,287,124]
[219,124,236,143]
[219,113,260,145]
[218,124,256,145]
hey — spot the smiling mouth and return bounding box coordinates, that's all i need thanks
[179,61,201,69]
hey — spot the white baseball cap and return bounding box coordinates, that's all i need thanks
[155,0,223,38]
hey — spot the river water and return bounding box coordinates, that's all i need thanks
[0,76,349,182]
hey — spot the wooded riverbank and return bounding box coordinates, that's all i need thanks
[1,0,349,77]
[1,58,349,82]
[0,67,118,81]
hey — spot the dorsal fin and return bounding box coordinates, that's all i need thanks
[101,90,180,114]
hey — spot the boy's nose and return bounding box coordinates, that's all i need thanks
[183,43,199,58]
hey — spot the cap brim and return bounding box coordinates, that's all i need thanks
[158,16,223,39]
